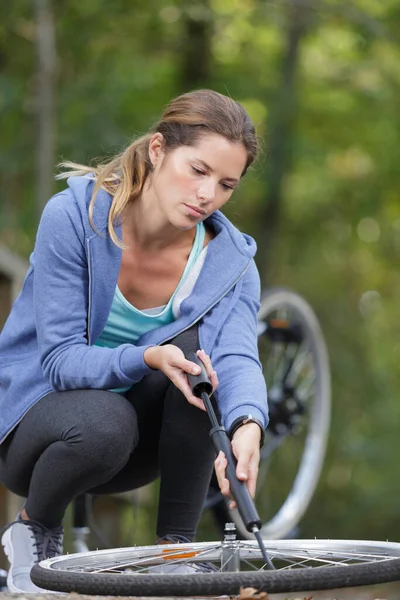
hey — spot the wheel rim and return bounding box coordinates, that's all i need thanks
[38,539,400,573]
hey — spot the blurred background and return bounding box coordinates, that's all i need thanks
[1,0,400,548]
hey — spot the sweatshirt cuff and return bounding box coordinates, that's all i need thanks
[119,344,156,383]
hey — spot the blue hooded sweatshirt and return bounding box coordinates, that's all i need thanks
[0,176,268,444]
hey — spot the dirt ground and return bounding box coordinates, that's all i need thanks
[1,581,400,600]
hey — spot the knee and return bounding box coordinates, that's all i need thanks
[89,422,137,470]
[68,400,138,472]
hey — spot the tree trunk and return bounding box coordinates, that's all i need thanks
[34,0,57,220]
[178,1,213,90]
[256,0,311,281]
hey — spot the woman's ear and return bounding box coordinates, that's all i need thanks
[148,133,165,168]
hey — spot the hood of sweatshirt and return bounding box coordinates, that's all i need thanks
[66,175,258,346]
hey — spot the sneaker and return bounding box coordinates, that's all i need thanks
[153,534,218,574]
[1,512,63,593]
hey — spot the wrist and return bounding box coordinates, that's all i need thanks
[143,345,160,370]
[228,415,265,448]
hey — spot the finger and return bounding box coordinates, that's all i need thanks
[214,450,227,477]
[196,349,214,377]
[172,373,206,411]
[197,349,218,392]
[217,473,231,497]
[187,395,206,411]
[236,451,251,482]
[214,451,231,497]
[247,458,259,498]
[209,369,218,391]
[183,359,202,375]
[180,376,206,410]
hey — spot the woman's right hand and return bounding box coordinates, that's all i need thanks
[144,345,218,410]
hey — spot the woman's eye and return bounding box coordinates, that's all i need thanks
[191,166,205,176]
[221,183,235,191]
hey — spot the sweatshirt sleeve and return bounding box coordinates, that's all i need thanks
[33,192,153,391]
[209,260,269,431]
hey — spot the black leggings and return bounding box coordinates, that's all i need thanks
[0,327,216,539]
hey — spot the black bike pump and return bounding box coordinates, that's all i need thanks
[187,353,275,570]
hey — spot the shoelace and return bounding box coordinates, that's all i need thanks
[1,518,63,562]
[157,534,218,572]
[192,561,219,573]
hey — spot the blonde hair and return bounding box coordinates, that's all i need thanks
[57,89,258,247]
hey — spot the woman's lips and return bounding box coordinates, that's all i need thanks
[184,203,206,217]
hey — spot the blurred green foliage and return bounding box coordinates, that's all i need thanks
[1,0,400,544]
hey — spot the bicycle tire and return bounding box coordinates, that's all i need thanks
[231,288,331,540]
[31,539,400,596]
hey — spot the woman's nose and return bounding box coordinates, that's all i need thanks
[198,180,216,202]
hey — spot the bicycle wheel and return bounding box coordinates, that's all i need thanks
[31,539,400,596]
[230,288,331,540]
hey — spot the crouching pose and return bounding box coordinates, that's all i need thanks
[0,89,268,592]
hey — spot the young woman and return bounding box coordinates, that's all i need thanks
[0,89,268,592]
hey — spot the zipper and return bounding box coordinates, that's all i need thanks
[155,261,251,348]
[86,239,92,346]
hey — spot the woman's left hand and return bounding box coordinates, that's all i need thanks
[143,346,218,410]
[214,423,261,508]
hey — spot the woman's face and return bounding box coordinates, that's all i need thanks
[147,132,248,230]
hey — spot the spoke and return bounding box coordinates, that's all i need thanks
[87,546,221,574]
[296,369,316,400]
[265,341,286,385]
[285,351,315,397]
[281,343,299,384]
[272,548,396,569]
[284,343,310,387]
[278,552,344,568]
[241,556,267,571]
